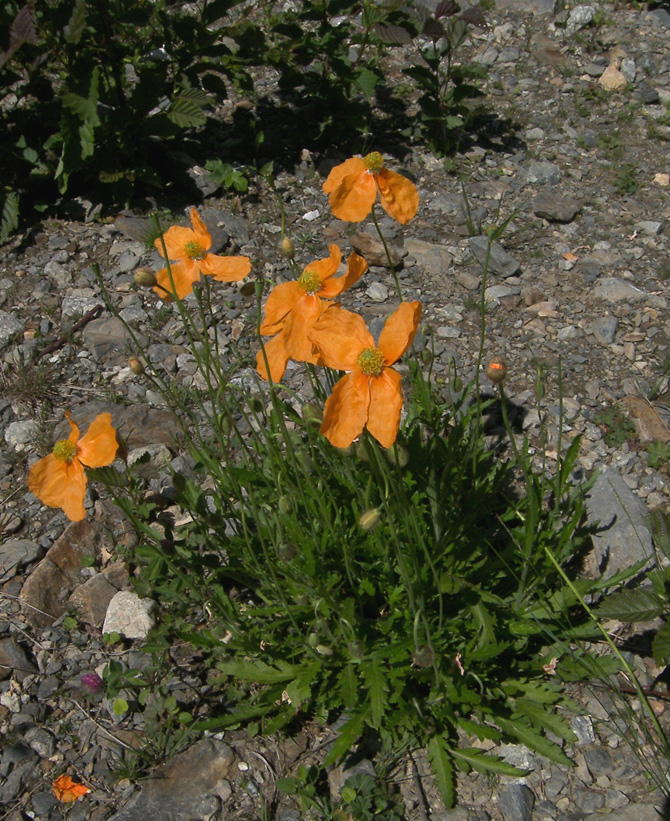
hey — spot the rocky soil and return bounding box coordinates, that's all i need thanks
[1,0,670,818]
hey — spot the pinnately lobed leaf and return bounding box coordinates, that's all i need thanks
[595,587,666,623]
[427,737,455,808]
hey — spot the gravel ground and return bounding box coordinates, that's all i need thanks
[1,0,670,818]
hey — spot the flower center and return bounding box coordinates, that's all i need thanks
[356,346,385,376]
[184,240,205,260]
[52,439,78,463]
[363,152,384,173]
[298,270,321,294]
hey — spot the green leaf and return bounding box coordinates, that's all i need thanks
[362,661,387,729]
[86,466,128,488]
[340,664,359,709]
[652,622,670,665]
[514,700,577,743]
[216,659,297,683]
[595,588,665,623]
[498,718,572,766]
[0,190,19,244]
[323,710,369,766]
[113,697,129,715]
[354,67,378,99]
[457,718,502,743]
[167,97,207,129]
[64,0,87,44]
[427,737,455,808]
[451,748,528,777]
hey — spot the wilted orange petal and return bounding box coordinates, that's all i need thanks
[322,157,367,195]
[154,260,200,301]
[319,252,367,299]
[320,370,370,448]
[328,171,377,222]
[309,308,374,372]
[376,169,419,225]
[303,244,342,283]
[366,367,403,448]
[189,208,212,252]
[77,414,118,468]
[157,225,196,261]
[201,254,251,282]
[256,332,290,382]
[260,281,304,334]
[28,456,87,522]
[283,295,322,363]
[378,301,422,365]
[53,774,90,803]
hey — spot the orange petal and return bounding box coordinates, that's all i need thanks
[366,367,403,448]
[376,169,419,225]
[77,414,118,468]
[53,774,90,803]
[256,332,290,382]
[283,295,322,363]
[328,171,376,222]
[378,301,422,365]
[64,411,80,444]
[309,308,374,371]
[322,157,367,194]
[319,251,367,298]
[201,254,251,282]
[304,244,341,283]
[260,281,304,334]
[153,260,200,301]
[156,225,196,261]
[320,370,370,448]
[189,208,212,252]
[28,455,87,521]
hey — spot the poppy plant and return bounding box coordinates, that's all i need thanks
[308,301,422,448]
[256,244,367,382]
[28,412,118,522]
[154,208,251,300]
[322,152,420,225]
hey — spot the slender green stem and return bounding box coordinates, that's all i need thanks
[371,205,403,302]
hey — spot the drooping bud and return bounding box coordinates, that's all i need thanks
[248,396,264,414]
[276,542,298,561]
[358,508,382,531]
[412,645,435,668]
[302,403,323,426]
[278,495,293,515]
[134,267,158,288]
[421,348,434,366]
[385,442,409,468]
[128,357,145,375]
[485,357,507,384]
[281,237,295,260]
[238,280,256,297]
[316,644,333,656]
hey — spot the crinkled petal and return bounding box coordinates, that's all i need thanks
[283,294,322,363]
[260,281,304,334]
[378,301,422,365]
[28,454,87,521]
[189,208,212,252]
[153,260,200,301]
[77,413,118,468]
[322,157,367,194]
[156,225,196,260]
[319,251,368,298]
[256,332,290,382]
[320,370,370,448]
[366,367,403,448]
[65,411,80,444]
[376,168,420,225]
[309,308,374,372]
[201,254,251,282]
[327,170,377,222]
[304,245,341,283]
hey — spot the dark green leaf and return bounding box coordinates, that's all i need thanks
[427,737,455,808]
[595,588,665,623]
[1,190,20,244]
[652,622,670,665]
[498,718,573,766]
[452,748,528,777]
[64,0,87,44]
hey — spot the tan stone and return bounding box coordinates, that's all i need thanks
[599,62,627,91]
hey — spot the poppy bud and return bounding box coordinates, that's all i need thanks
[347,640,364,660]
[485,357,507,384]
[238,280,256,297]
[412,645,435,668]
[355,440,370,462]
[385,442,409,468]
[307,632,319,648]
[278,495,293,515]
[276,542,297,561]
[218,411,234,436]
[281,237,295,260]
[128,357,144,375]
[421,348,433,366]
[452,375,463,392]
[302,403,323,426]
[134,267,157,288]
[316,644,333,656]
[248,396,264,414]
[359,508,382,531]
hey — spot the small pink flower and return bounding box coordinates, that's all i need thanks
[81,672,104,694]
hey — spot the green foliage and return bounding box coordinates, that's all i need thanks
[593,405,636,448]
[647,441,670,470]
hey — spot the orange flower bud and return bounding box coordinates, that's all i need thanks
[128,357,144,375]
[485,357,507,384]
[134,267,157,288]
[281,237,295,259]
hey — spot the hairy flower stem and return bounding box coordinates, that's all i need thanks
[371,205,403,303]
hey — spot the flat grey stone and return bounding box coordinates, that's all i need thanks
[404,238,453,274]
[585,804,664,821]
[469,236,521,278]
[593,277,649,304]
[498,783,535,821]
[635,220,664,236]
[533,191,580,222]
[591,315,619,345]
[584,746,613,777]
[585,466,654,578]
[526,160,562,185]
[565,5,595,35]
[0,539,42,582]
[4,420,40,451]
[0,310,23,349]
[366,282,389,302]
[103,591,155,639]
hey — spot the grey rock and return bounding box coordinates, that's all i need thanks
[500,46,520,62]
[119,250,140,272]
[404,238,453,274]
[526,160,562,185]
[0,310,23,349]
[606,789,631,809]
[0,759,35,803]
[69,572,124,627]
[61,293,101,319]
[103,590,155,639]
[576,260,602,282]
[532,191,580,222]
[4,420,40,451]
[107,738,235,821]
[584,745,613,776]
[498,783,535,821]
[585,804,664,821]
[494,0,557,13]
[329,758,376,800]
[620,57,636,83]
[585,466,654,577]
[565,5,595,35]
[25,727,56,759]
[0,637,38,681]
[593,277,651,304]
[486,284,519,300]
[591,315,619,345]
[83,315,140,360]
[0,539,42,582]
[645,7,670,26]
[584,61,606,77]
[575,788,605,813]
[637,83,660,104]
[31,791,59,816]
[469,236,521,278]
[571,715,596,744]
[366,282,389,302]
[636,220,664,236]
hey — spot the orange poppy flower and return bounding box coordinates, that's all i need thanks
[256,244,367,381]
[53,774,90,802]
[308,301,422,448]
[322,152,419,225]
[28,412,118,522]
[154,208,251,300]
